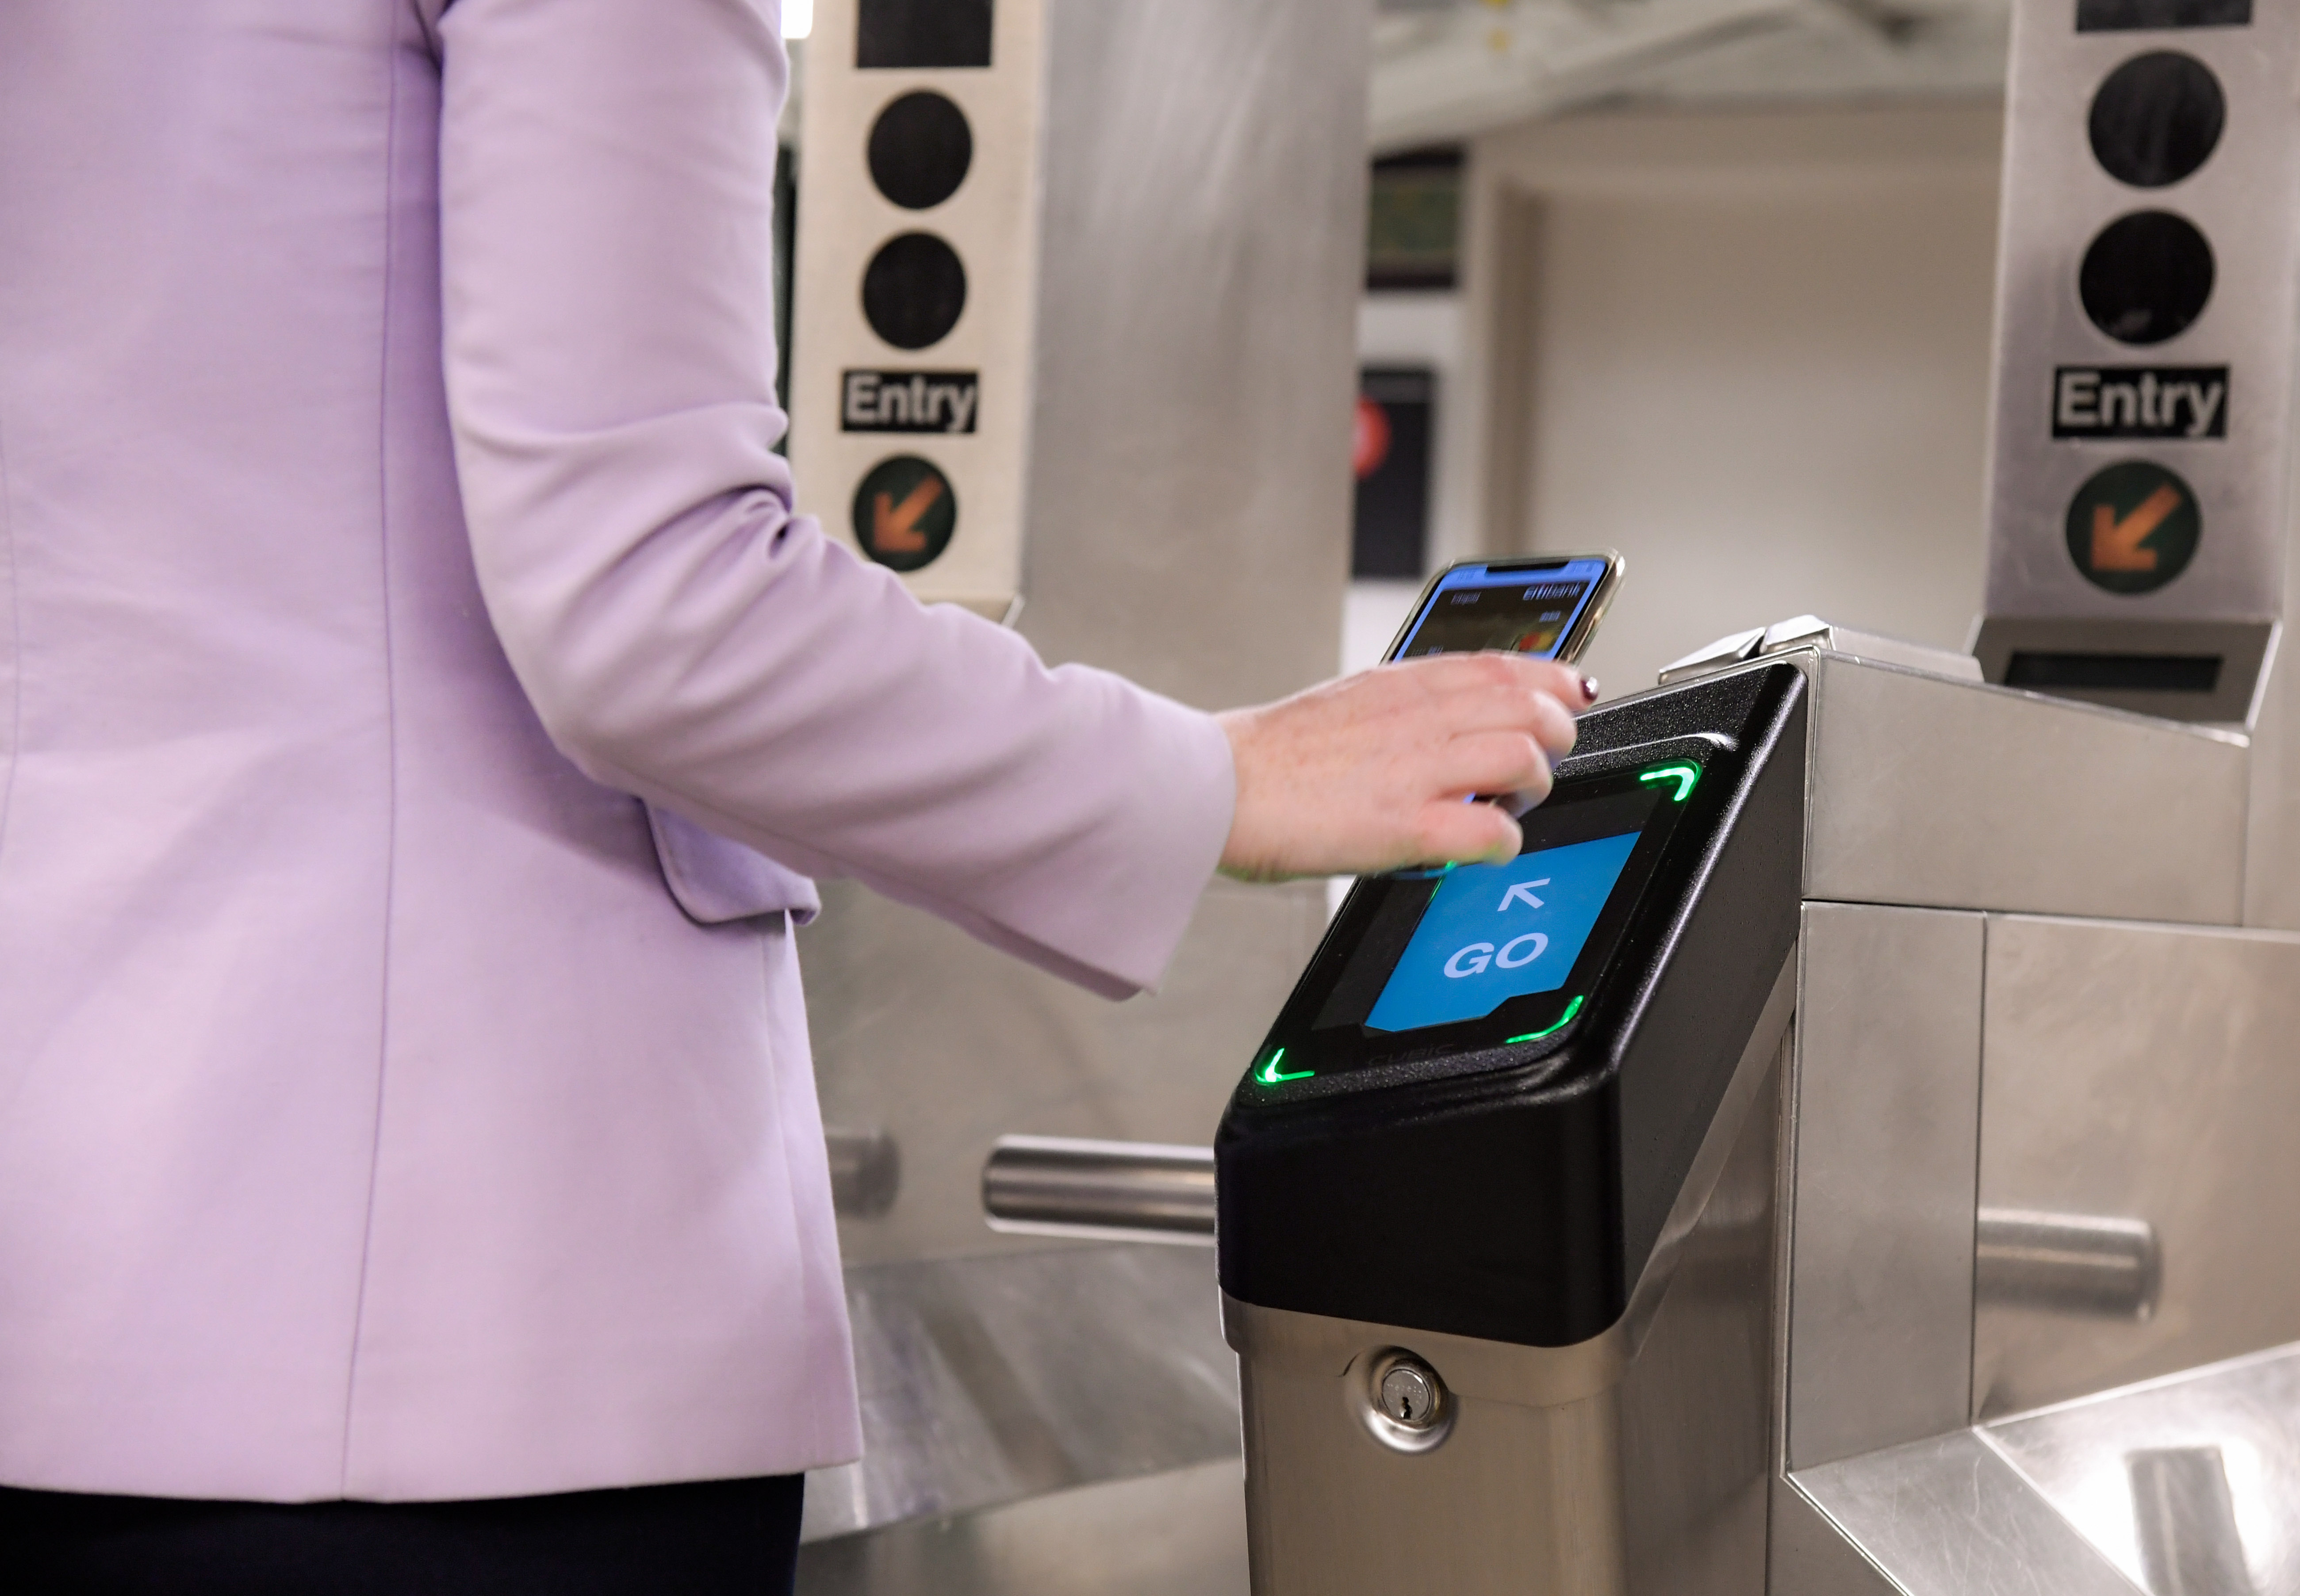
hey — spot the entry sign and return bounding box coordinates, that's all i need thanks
[2063,460,2200,595]
[852,455,958,572]
[842,369,981,435]
[2052,366,2227,441]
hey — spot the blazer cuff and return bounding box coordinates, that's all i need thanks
[948,693,1235,999]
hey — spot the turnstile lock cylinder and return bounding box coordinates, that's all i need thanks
[1355,1351,1454,1454]
[1379,1363,1441,1428]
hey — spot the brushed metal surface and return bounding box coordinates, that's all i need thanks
[1982,1340,2300,1596]
[1660,617,1981,689]
[1761,616,1982,682]
[1617,1034,1782,1596]
[2130,1449,2254,1596]
[1020,0,1365,709]
[1802,653,2247,924]
[982,1136,1215,1244]
[1975,918,2300,1420]
[1660,626,1767,685]
[1971,618,2277,727]
[1786,903,1983,1471]
[1623,948,1797,1358]
[1767,1475,1900,1596]
[1240,1357,1626,1596]
[2249,586,2300,935]
[1982,2,2300,627]
[1224,1293,1629,1425]
[1793,1428,2145,1596]
[797,1457,1248,1596]
[801,1244,1238,1543]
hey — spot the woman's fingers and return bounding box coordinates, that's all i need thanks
[1215,654,1597,881]
[1424,685,1578,766]
[1410,797,1524,868]
[1427,730,1552,800]
[1421,650,1589,705]
[1397,657,1584,757]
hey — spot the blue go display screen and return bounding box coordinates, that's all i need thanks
[1364,834,1640,1033]
[1246,756,1706,1091]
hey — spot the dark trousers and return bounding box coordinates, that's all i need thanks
[0,1474,804,1596]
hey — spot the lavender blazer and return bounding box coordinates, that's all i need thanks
[0,0,1234,1501]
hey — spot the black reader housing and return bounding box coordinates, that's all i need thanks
[1215,663,1807,1348]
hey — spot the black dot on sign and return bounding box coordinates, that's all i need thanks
[852,455,958,573]
[2090,53,2224,189]
[2079,211,2213,346]
[862,233,967,351]
[869,92,974,211]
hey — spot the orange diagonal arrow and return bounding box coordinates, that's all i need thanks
[872,476,944,555]
[2091,484,2184,573]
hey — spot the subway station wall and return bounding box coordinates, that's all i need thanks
[1465,106,2005,697]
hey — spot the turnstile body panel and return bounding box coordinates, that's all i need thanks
[1219,650,2288,1595]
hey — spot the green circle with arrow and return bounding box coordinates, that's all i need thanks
[852,455,957,573]
[2064,460,2199,596]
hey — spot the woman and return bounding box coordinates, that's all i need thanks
[0,0,1590,1589]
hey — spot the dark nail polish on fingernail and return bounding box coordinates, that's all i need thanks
[1581,676,1600,702]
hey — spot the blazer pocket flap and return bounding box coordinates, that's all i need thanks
[646,804,821,926]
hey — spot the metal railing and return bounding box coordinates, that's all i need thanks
[1974,1207,2160,1320]
[981,1136,1216,1244]
[978,1144,2162,1316]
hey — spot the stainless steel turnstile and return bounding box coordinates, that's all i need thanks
[1213,633,2300,1595]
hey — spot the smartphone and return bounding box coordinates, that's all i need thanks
[1385,553,1623,818]
[1384,553,1622,666]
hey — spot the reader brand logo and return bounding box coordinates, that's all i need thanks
[2054,365,2227,440]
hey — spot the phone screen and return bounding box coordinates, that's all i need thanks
[1389,558,1612,662]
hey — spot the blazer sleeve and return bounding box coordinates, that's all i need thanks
[426,0,1236,999]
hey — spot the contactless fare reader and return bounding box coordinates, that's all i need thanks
[1214,658,1810,1592]
[1218,663,1803,1351]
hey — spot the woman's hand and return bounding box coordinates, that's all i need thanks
[1216,654,1595,882]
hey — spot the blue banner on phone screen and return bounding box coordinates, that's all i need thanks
[1391,557,1609,662]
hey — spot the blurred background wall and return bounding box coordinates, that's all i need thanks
[1469,104,2002,695]
[1345,4,2009,685]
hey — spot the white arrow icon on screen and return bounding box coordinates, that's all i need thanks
[1500,880,1550,912]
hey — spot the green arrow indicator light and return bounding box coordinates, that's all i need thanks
[1255,1048,1314,1085]
[1507,995,1584,1045]
[1640,763,1700,803]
